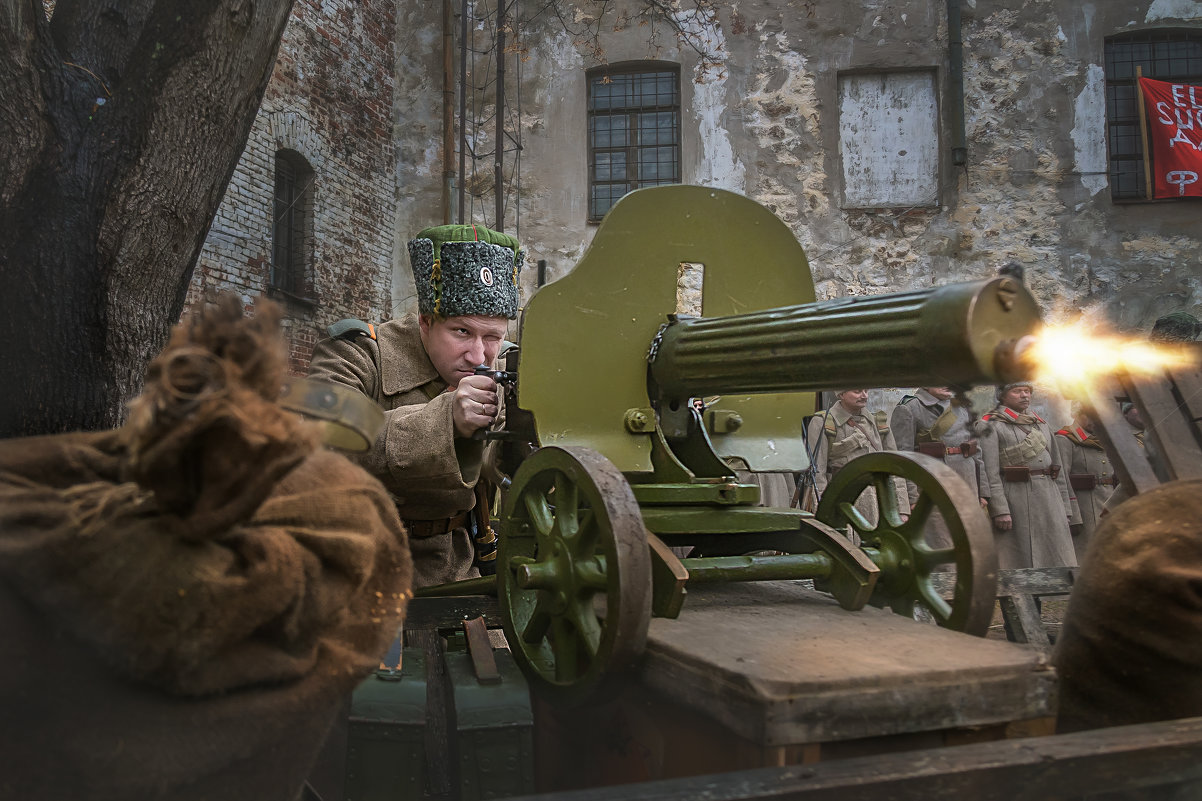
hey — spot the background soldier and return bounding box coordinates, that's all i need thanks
[1056,407,1116,562]
[806,389,909,529]
[890,387,988,550]
[308,225,522,587]
[979,382,1077,569]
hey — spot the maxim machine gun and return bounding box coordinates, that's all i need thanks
[420,186,1043,705]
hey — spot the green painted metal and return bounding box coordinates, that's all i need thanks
[639,506,806,535]
[443,649,536,799]
[815,450,998,636]
[648,276,1040,401]
[629,482,761,506]
[498,446,651,704]
[677,552,834,583]
[517,185,816,475]
[345,648,428,801]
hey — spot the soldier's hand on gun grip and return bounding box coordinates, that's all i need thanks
[994,514,1013,531]
[451,374,499,438]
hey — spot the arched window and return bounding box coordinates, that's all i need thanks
[272,149,314,297]
[587,62,681,221]
[1105,30,1202,199]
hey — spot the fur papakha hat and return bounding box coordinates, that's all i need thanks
[995,381,1034,400]
[409,224,523,319]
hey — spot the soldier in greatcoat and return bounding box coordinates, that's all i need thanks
[806,389,909,528]
[309,225,522,588]
[978,382,1077,569]
[890,387,988,550]
[1055,408,1116,562]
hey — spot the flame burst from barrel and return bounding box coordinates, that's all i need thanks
[1017,321,1198,395]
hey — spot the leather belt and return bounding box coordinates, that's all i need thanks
[404,511,471,538]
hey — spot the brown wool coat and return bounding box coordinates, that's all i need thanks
[0,431,412,801]
[979,407,1077,569]
[308,313,498,587]
[1054,479,1202,732]
[1054,428,1116,562]
[806,403,909,528]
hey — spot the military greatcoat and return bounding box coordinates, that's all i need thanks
[979,406,1077,569]
[806,403,910,527]
[1055,425,1117,562]
[890,390,987,551]
[308,313,498,587]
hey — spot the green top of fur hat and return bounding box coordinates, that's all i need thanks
[416,224,521,264]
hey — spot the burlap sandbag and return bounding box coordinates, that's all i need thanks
[1054,478,1202,733]
[0,296,412,800]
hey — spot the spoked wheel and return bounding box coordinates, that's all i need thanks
[499,445,652,705]
[815,451,997,636]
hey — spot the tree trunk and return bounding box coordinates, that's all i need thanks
[0,0,295,437]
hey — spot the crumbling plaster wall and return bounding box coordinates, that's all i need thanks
[444,0,1201,338]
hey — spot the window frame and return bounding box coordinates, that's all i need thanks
[271,148,315,301]
[1104,29,1202,201]
[586,61,682,222]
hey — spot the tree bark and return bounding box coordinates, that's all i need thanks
[0,0,295,437]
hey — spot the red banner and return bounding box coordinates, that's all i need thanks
[1139,76,1202,198]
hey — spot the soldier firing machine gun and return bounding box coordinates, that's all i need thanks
[418,186,1044,706]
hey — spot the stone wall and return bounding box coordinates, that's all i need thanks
[187,0,397,374]
[384,0,1200,428]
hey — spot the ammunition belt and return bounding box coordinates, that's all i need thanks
[404,511,471,538]
[916,441,979,461]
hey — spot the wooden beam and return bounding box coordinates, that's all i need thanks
[505,716,1202,801]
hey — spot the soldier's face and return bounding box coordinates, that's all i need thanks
[925,386,954,401]
[1000,385,1032,412]
[838,390,869,413]
[419,314,509,387]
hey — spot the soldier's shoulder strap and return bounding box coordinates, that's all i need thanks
[326,318,377,341]
[823,412,837,437]
[873,410,890,434]
[981,412,995,421]
[1056,427,1073,438]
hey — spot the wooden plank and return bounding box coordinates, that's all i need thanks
[504,716,1202,801]
[463,615,501,685]
[929,567,1075,600]
[411,628,456,798]
[1084,380,1159,496]
[1168,361,1202,424]
[637,582,1054,747]
[1125,374,1202,481]
[999,595,1050,648]
[404,595,503,632]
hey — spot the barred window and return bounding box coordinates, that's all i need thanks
[1105,30,1202,199]
[272,149,314,297]
[587,63,681,221]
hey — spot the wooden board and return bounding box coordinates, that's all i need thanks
[636,582,1056,747]
[514,715,1202,801]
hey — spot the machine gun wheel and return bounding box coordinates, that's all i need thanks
[815,451,997,636]
[499,445,652,705]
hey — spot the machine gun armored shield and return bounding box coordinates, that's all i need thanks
[419,186,1043,704]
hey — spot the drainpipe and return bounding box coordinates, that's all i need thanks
[442,0,455,224]
[947,0,968,167]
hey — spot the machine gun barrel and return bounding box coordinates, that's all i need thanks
[647,276,1037,401]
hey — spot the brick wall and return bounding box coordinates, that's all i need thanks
[187,0,397,375]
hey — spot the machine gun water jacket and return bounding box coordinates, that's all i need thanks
[309,313,501,587]
[979,407,1077,569]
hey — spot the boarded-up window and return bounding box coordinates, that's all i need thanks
[839,72,939,208]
